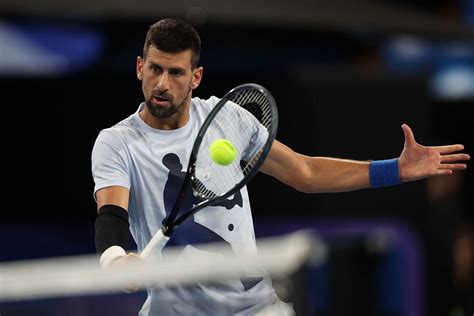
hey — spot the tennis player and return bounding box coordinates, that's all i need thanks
[91,18,469,315]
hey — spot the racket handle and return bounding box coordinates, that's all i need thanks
[140,228,170,260]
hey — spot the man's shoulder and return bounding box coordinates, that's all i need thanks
[192,95,221,108]
[97,115,138,143]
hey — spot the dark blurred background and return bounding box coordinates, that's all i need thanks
[2,0,473,315]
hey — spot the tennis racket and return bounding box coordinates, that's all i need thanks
[140,83,278,259]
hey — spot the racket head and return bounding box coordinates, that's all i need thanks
[189,83,278,200]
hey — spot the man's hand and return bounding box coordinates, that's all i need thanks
[109,253,144,293]
[398,124,470,182]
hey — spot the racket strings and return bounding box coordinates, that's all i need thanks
[232,90,272,128]
[231,89,273,176]
[193,181,217,199]
[192,87,276,199]
[193,105,250,197]
[242,150,262,175]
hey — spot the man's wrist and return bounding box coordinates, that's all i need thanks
[100,245,127,269]
[369,158,402,188]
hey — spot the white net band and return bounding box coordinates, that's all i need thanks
[0,230,327,302]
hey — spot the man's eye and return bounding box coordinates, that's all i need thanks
[150,65,161,72]
[170,70,182,76]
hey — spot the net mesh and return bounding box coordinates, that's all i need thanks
[0,231,326,315]
[192,85,276,199]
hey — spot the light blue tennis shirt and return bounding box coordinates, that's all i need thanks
[91,97,278,315]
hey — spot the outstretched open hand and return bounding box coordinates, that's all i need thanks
[398,124,470,182]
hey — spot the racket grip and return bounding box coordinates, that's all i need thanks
[140,228,170,260]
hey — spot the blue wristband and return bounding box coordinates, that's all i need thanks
[369,158,402,188]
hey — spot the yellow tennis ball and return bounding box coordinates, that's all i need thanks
[209,139,236,166]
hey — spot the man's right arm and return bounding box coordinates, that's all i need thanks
[96,186,130,210]
[95,186,133,268]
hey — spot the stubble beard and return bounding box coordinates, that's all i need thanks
[145,97,179,120]
[145,85,193,120]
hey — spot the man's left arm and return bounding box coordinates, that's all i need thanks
[260,124,470,193]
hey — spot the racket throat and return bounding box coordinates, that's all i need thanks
[162,225,173,237]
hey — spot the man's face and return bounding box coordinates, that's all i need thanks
[137,46,202,120]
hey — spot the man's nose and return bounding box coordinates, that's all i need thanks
[157,72,170,91]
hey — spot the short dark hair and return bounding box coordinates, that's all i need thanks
[143,18,201,68]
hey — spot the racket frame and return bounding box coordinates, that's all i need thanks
[161,83,278,236]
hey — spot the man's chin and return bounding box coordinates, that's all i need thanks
[153,107,179,120]
[146,99,179,119]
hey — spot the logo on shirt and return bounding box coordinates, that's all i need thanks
[162,153,261,290]
[162,152,243,245]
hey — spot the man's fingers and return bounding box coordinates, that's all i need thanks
[402,124,416,146]
[441,153,471,162]
[439,163,467,170]
[433,169,454,176]
[432,144,466,154]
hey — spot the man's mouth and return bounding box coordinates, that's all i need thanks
[153,95,170,106]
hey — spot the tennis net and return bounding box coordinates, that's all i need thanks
[0,230,327,315]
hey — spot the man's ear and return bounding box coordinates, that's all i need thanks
[191,67,204,90]
[136,56,144,81]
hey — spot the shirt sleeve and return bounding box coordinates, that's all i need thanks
[91,129,131,200]
[234,104,269,161]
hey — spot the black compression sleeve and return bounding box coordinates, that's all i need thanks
[94,204,130,255]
